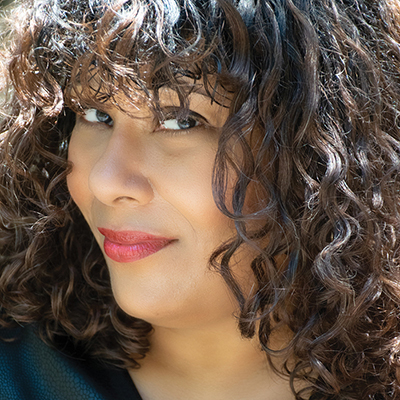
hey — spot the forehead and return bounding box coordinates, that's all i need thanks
[66,68,232,114]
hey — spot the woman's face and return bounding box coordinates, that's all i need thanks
[67,86,254,329]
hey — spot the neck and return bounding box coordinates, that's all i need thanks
[129,316,296,400]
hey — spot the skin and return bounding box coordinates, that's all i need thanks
[67,86,296,400]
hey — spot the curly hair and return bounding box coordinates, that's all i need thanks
[1,0,400,398]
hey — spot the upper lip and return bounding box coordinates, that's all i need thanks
[98,227,174,245]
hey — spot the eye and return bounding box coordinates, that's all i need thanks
[159,114,202,131]
[82,109,114,126]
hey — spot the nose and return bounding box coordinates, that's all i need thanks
[88,127,154,207]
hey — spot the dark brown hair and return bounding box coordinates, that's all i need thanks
[1,0,400,398]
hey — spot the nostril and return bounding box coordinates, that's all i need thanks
[114,196,139,204]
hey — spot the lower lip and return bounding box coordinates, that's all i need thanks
[103,238,172,263]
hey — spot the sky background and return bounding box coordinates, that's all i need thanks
[0,0,14,7]
[0,0,15,114]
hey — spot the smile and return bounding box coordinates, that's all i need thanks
[98,228,174,263]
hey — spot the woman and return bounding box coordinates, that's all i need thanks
[0,0,400,399]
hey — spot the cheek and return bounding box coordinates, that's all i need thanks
[66,133,93,214]
[66,171,88,212]
[160,149,235,239]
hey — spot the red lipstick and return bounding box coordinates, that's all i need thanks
[98,228,174,263]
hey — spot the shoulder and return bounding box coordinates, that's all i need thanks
[0,325,141,400]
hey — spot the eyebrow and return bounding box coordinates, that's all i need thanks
[158,82,209,97]
[191,85,213,98]
[159,80,231,108]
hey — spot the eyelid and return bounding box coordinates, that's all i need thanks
[76,106,214,132]
[157,107,209,130]
[79,108,114,126]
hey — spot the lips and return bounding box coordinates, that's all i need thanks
[98,228,174,263]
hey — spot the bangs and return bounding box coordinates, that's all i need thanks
[30,0,243,115]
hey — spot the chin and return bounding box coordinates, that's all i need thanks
[111,285,237,330]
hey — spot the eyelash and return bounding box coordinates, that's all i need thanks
[80,108,207,132]
[158,110,205,132]
[82,109,114,126]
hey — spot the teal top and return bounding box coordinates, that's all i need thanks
[0,326,141,400]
